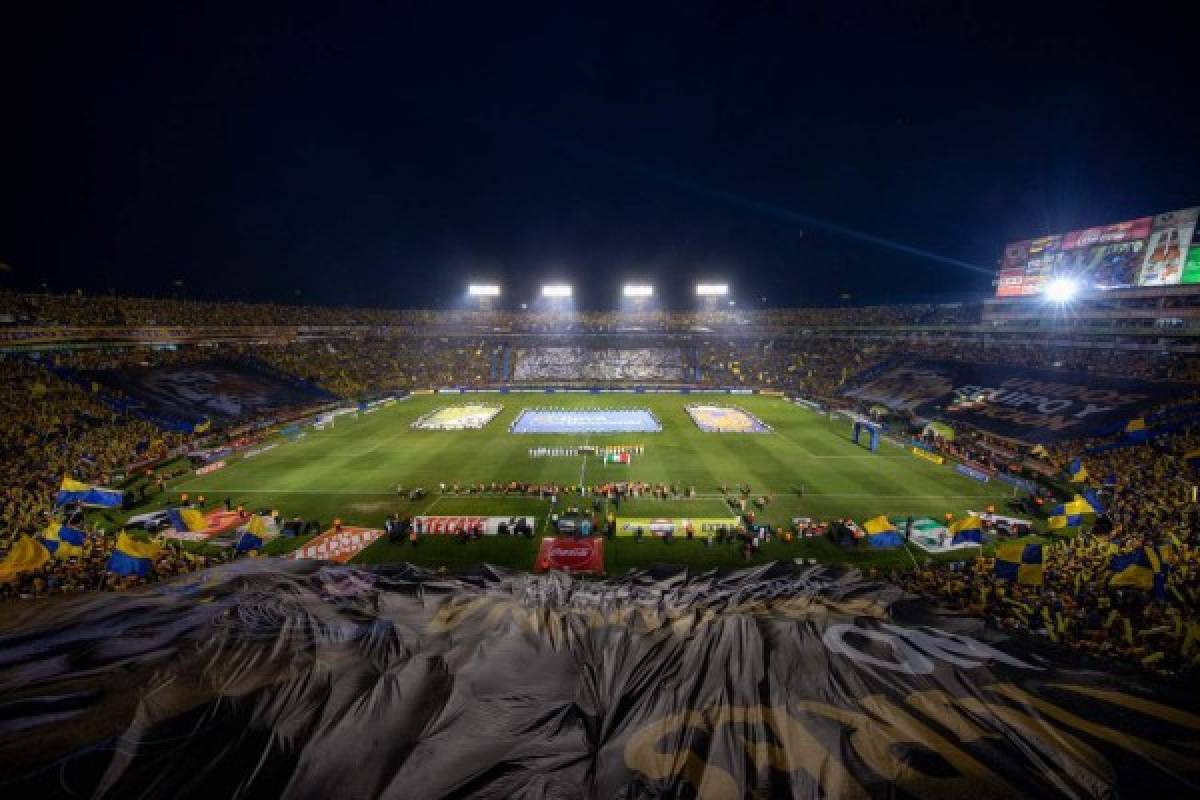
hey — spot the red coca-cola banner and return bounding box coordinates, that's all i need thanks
[534,537,605,574]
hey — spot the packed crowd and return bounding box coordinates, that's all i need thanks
[897,532,1200,679]
[898,414,1200,679]
[30,334,1200,406]
[0,526,229,600]
[0,290,980,331]
[512,347,685,382]
[0,290,404,328]
[0,356,185,541]
[245,337,499,396]
[0,297,1198,683]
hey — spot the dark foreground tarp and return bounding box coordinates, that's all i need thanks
[1,560,1198,799]
[843,358,1190,443]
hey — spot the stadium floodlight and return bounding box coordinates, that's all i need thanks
[467,284,501,297]
[623,284,654,298]
[541,284,573,298]
[695,283,729,296]
[1044,277,1079,304]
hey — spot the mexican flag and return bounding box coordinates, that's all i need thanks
[604,452,631,464]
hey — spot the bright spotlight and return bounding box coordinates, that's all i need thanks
[696,283,729,296]
[542,284,572,298]
[1044,278,1079,304]
[623,284,654,298]
[467,284,500,297]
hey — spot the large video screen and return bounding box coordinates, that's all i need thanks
[996,206,1199,296]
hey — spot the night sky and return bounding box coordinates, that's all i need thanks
[12,2,1200,309]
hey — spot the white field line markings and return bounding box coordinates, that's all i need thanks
[173,488,1004,499]
[579,435,589,488]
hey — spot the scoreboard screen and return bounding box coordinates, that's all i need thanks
[996,206,1200,297]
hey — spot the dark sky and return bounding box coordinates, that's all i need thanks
[10,2,1200,309]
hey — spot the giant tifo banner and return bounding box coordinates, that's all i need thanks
[996,205,1199,296]
[79,360,334,428]
[0,560,1196,797]
[844,359,1189,443]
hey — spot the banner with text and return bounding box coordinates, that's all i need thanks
[414,515,538,535]
[844,359,1189,443]
[533,537,605,574]
[1,560,1196,797]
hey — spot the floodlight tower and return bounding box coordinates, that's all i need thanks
[695,283,729,311]
[1044,277,1079,305]
[539,283,573,314]
[622,283,654,313]
[467,283,501,311]
[539,283,574,323]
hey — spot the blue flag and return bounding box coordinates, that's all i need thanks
[994,543,1043,585]
[1109,546,1166,598]
[107,533,160,577]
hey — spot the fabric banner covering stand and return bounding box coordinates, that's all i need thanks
[0,560,1197,798]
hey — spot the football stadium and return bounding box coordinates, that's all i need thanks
[5,7,1200,799]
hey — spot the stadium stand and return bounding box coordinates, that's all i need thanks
[512,347,684,382]
[2,291,1200,684]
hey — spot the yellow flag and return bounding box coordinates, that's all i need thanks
[61,476,91,492]
[115,532,161,560]
[179,508,207,532]
[0,535,50,584]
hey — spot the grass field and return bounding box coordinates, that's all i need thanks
[119,393,1020,572]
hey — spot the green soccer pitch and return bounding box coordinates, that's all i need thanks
[130,393,1019,572]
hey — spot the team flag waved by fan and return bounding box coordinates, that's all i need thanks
[166,507,207,532]
[106,533,161,577]
[994,542,1043,585]
[1109,546,1167,597]
[246,515,269,537]
[235,515,269,553]
[1047,497,1086,530]
[0,535,50,584]
[41,521,86,558]
[862,515,895,534]
[1067,457,1089,483]
[1047,493,1103,529]
[948,514,983,544]
[1075,491,1103,514]
[235,532,263,553]
[193,416,212,434]
[862,515,902,548]
[54,477,123,508]
[1125,416,1149,441]
[604,451,630,464]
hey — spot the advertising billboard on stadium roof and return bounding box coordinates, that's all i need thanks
[995,205,1199,297]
